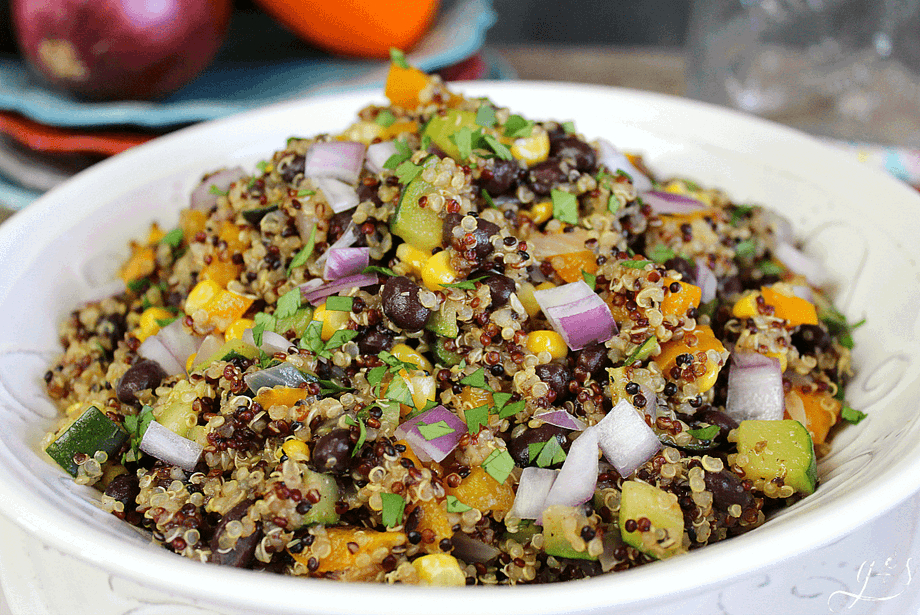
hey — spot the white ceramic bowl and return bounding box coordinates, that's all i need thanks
[0,82,918,615]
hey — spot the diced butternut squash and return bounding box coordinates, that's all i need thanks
[290,527,406,580]
[218,221,250,255]
[762,285,818,326]
[655,325,726,393]
[458,385,493,410]
[408,497,453,553]
[385,62,431,109]
[200,258,242,288]
[254,387,310,409]
[445,466,515,520]
[179,209,208,243]
[660,277,702,317]
[784,386,840,445]
[120,244,156,283]
[549,251,597,283]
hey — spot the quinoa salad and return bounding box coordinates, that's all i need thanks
[41,54,863,585]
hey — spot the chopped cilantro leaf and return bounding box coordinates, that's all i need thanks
[122,405,154,463]
[275,288,301,320]
[460,367,492,392]
[421,134,432,150]
[380,492,406,528]
[730,204,754,226]
[481,188,497,209]
[362,265,396,277]
[490,392,512,413]
[384,139,413,170]
[297,189,315,197]
[389,48,409,69]
[561,121,576,134]
[647,245,676,264]
[528,441,546,464]
[734,239,756,260]
[466,404,489,434]
[256,160,269,173]
[446,495,473,513]
[440,276,486,291]
[551,189,578,225]
[483,134,512,160]
[326,296,353,312]
[608,193,621,214]
[395,160,422,185]
[367,364,388,393]
[344,415,366,456]
[375,110,396,127]
[620,259,653,269]
[581,270,596,290]
[687,425,720,440]
[481,449,515,484]
[535,437,566,467]
[252,312,276,348]
[498,399,525,419]
[318,378,350,395]
[288,224,317,274]
[159,228,183,248]
[758,260,784,276]
[416,420,455,441]
[324,328,358,351]
[622,335,658,366]
[385,374,415,407]
[503,115,534,138]
[476,104,497,128]
[841,405,867,424]
[154,316,179,328]
[208,184,228,197]
[300,320,327,357]
[453,126,474,161]
[127,278,149,294]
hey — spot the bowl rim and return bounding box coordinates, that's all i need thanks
[1,80,919,615]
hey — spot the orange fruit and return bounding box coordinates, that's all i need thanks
[254,0,439,58]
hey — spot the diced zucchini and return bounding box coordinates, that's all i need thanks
[618,481,685,559]
[274,306,315,337]
[390,156,443,252]
[734,419,816,495]
[432,337,464,367]
[541,505,598,561]
[425,302,458,338]
[421,109,478,160]
[192,338,259,372]
[45,406,127,476]
[300,469,340,526]
[503,519,540,544]
[241,203,279,225]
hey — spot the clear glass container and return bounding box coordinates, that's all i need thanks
[685,0,920,146]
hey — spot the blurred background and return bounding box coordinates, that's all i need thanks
[0,0,918,216]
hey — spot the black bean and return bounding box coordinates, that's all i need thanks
[104,473,139,509]
[573,343,610,379]
[664,257,697,285]
[694,407,739,441]
[97,312,127,347]
[311,429,354,474]
[528,159,567,195]
[357,181,383,208]
[480,159,522,195]
[116,359,167,405]
[534,363,572,402]
[381,276,431,332]
[705,469,754,511]
[550,136,596,172]
[508,424,570,467]
[791,324,832,355]
[442,213,499,258]
[441,213,463,247]
[356,326,395,355]
[210,499,262,568]
[470,270,515,308]
[279,154,305,184]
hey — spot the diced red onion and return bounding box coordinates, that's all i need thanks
[314,177,360,214]
[641,190,706,215]
[395,405,467,463]
[595,399,661,478]
[193,334,224,366]
[155,320,203,368]
[190,167,246,212]
[323,247,370,281]
[595,138,652,192]
[725,351,785,421]
[139,420,202,472]
[526,228,591,260]
[242,329,292,356]
[765,210,795,246]
[791,284,813,302]
[774,242,829,287]
[638,384,657,417]
[533,280,616,351]
[244,363,309,394]
[299,273,378,305]
[509,467,558,520]
[316,222,359,267]
[598,527,625,573]
[533,409,586,431]
[304,141,365,185]
[695,258,717,303]
[365,141,398,175]
[449,532,502,563]
[784,389,807,425]
[541,427,599,517]
[295,210,318,243]
[138,335,184,377]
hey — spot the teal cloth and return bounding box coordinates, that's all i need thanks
[0,0,495,128]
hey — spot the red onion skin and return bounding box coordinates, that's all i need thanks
[13,0,232,101]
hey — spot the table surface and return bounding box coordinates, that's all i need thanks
[0,45,917,615]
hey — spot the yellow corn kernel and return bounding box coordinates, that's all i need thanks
[185,279,223,315]
[137,307,174,342]
[535,281,557,291]
[732,291,760,319]
[526,330,568,360]
[185,353,196,373]
[391,343,434,373]
[528,201,553,224]
[517,282,542,318]
[421,250,458,291]
[147,223,165,244]
[282,439,310,461]
[338,120,384,144]
[396,243,431,276]
[225,318,254,342]
[412,553,466,587]
[313,302,351,341]
[511,129,550,166]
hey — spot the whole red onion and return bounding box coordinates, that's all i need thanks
[12,0,232,101]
